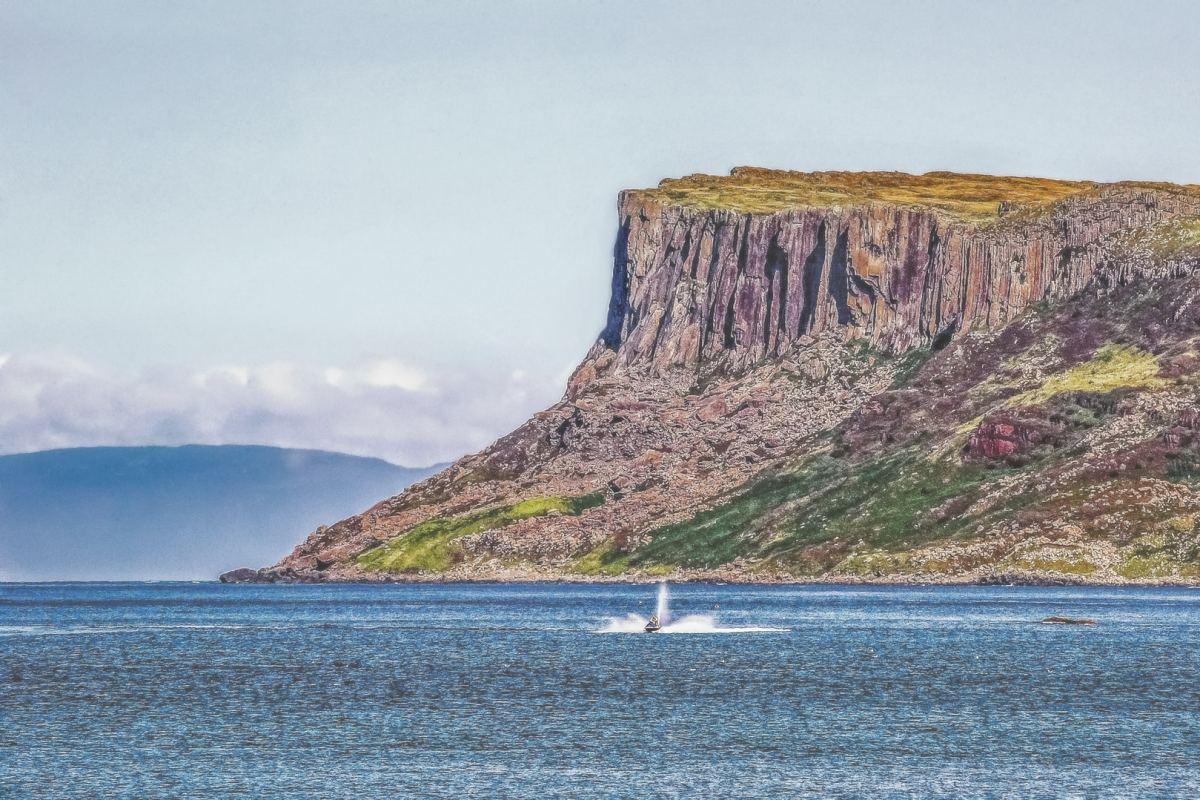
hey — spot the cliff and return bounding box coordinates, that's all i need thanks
[586,170,1200,374]
[231,169,1200,585]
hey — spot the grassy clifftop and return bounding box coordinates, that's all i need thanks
[630,168,1200,221]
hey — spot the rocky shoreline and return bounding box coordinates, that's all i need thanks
[220,564,1200,588]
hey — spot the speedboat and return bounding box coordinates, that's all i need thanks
[643,615,662,633]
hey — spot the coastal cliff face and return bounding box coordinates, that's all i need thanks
[587,173,1200,376]
[233,169,1200,585]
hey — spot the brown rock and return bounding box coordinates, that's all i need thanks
[218,567,264,583]
[257,169,1200,584]
[694,396,727,422]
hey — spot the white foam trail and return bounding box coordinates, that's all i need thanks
[597,613,653,633]
[594,613,786,634]
[595,581,786,633]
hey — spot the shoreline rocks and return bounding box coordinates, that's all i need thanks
[218,567,266,584]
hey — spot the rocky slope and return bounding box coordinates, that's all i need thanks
[233,169,1200,585]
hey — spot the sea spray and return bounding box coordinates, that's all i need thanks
[655,581,671,626]
[595,614,785,634]
[595,583,787,633]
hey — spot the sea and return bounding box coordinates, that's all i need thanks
[2,582,1198,799]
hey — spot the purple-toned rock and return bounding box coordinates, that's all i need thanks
[256,169,1200,584]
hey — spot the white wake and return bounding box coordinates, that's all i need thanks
[596,582,786,634]
[595,612,786,634]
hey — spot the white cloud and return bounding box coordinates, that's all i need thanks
[323,367,346,387]
[192,365,250,389]
[0,353,562,466]
[362,359,427,391]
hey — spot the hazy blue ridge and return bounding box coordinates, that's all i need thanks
[0,445,443,581]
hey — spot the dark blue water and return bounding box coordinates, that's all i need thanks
[2,583,1198,798]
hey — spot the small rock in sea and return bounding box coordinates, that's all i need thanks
[218,567,263,584]
[1040,616,1097,625]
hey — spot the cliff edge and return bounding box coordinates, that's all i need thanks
[231,169,1200,585]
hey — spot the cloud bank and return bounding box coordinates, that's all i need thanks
[0,353,567,466]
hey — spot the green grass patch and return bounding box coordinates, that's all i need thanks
[624,448,998,572]
[1115,527,1200,580]
[843,339,934,388]
[627,454,843,569]
[1011,557,1098,576]
[570,542,631,576]
[889,347,935,388]
[1117,554,1176,580]
[834,550,913,576]
[357,492,604,574]
[761,452,991,561]
[1166,452,1200,483]
[1007,344,1166,406]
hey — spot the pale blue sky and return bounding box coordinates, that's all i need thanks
[2,0,1198,463]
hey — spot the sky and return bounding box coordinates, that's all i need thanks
[3,0,1198,466]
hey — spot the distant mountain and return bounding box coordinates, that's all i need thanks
[0,446,442,581]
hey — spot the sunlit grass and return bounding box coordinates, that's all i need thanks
[1007,344,1167,406]
[571,542,631,576]
[632,168,1106,221]
[357,493,604,573]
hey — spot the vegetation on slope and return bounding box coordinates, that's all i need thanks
[576,273,1200,582]
[573,447,1002,576]
[634,168,1200,221]
[1005,344,1166,405]
[358,492,604,573]
[632,168,1100,220]
[1120,216,1200,258]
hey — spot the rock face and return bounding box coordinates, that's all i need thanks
[218,567,263,584]
[250,169,1200,585]
[588,178,1200,377]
